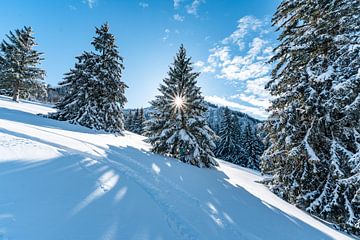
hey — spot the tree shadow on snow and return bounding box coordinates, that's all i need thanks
[0,106,99,134]
[0,106,350,240]
[103,145,346,240]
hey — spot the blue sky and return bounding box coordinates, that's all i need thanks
[0,0,280,119]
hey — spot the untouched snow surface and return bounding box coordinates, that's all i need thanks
[0,96,355,240]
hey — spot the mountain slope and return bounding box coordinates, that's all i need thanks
[0,96,354,240]
[125,101,261,134]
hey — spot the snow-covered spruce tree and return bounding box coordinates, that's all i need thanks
[215,107,245,166]
[0,60,11,95]
[0,26,45,101]
[133,108,145,135]
[125,110,134,132]
[242,124,262,170]
[146,45,217,168]
[132,109,139,132]
[50,23,128,134]
[261,0,360,233]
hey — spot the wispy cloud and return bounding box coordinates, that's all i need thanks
[139,2,149,8]
[173,0,205,17]
[173,14,185,22]
[68,5,77,11]
[173,0,182,9]
[198,16,275,119]
[163,29,171,41]
[222,16,263,50]
[186,0,205,16]
[83,0,96,8]
[204,95,268,119]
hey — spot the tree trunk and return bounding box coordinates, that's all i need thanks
[12,80,20,102]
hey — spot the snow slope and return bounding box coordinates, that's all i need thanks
[0,96,355,240]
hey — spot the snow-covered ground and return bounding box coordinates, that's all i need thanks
[0,95,355,240]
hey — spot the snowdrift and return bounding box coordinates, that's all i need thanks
[0,96,354,240]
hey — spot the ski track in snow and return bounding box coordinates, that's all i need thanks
[59,138,247,240]
[103,148,246,240]
[76,143,202,240]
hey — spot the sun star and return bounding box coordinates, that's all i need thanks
[174,95,184,108]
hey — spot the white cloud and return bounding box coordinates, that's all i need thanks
[202,65,216,73]
[174,0,205,17]
[173,14,185,22]
[222,16,263,50]
[186,0,205,16]
[84,0,96,8]
[194,61,205,68]
[173,0,182,8]
[231,93,270,109]
[198,16,275,119]
[139,2,149,8]
[219,60,271,81]
[204,95,268,119]
[243,76,271,99]
[248,37,268,56]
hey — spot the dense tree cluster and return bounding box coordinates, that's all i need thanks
[125,108,145,134]
[215,107,263,170]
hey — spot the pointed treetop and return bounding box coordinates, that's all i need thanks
[92,22,117,55]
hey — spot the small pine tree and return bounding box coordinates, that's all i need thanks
[0,26,45,101]
[146,45,217,167]
[50,23,128,134]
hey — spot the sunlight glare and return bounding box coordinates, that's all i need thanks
[174,96,184,108]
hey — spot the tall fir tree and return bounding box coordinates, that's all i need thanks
[146,45,217,167]
[50,23,128,134]
[262,0,360,233]
[0,26,45,101]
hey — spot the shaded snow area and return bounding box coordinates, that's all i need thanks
[0,96,354,240]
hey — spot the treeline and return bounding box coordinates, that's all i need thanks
[125,106,263,170]
[215,107,263,170]
[125,108,145,135]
